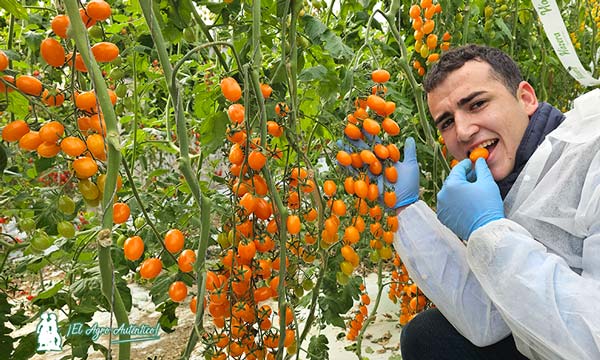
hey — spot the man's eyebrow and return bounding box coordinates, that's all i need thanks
[434,91,487,126]
[457,90,486,107]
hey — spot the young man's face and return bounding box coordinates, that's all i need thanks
[427,60,539,181]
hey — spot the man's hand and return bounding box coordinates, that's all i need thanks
[378,137,419,209]
[437,158,504,240]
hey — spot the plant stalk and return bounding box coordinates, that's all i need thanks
[63,0,130,358]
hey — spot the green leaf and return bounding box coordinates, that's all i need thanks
[299,65,328,82]
[199,112,227,155]
[36,282,63,300]
[0,0,27,19]
[156,301,179,333]
[6,91,29,118]
[150,273,174,305]
[0,144,7,174]
[64,331,95,358]
[116,278,132,312]
[301,16,353,60]
[12,332,37,359]
[322,30,353,60]
[307,334,329,360]
[494,18,512,39]
[303,16,328,42]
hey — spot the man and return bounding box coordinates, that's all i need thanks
[388,44,600,359]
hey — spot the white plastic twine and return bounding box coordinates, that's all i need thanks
[532,0,600,86]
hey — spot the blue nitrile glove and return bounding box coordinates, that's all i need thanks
[378,137,420,209]
[437,158,505,240]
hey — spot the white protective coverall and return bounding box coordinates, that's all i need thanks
[393,89,600,360]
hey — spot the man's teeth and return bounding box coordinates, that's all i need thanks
[477,139,497,149]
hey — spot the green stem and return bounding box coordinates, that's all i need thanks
[510,0,519,57]
[131,50,139,172]
[356,261,384,359]
[8,15,15,51]
[462,5,471,45]
[63,1,130,358]
[186,0,230,72]
[182,196,211,359]
[139,3,214,357]
[536,21,549,100]
[0,240,27,274]
[325,0,335,26]
[298,253,328,343]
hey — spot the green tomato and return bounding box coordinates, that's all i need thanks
[302,278,314,291]
[297,36,309,48]
[293,285,304,298]
[57,221,76,238]
[31,230,53,252]
[134,216,145,229]
[217,232,231,249]
[340,261,354,276]
[370,250,380,263]
[19,218,36,232]
[286,340,297,353]
[115,83,128,97]
[88,26,103,39]
[58,195,76,215]
[183,27,196,42]
[336,271,349,286]
[111,57,123,66]
[110,68,125,81]
[116,234,127,247]
[78,179,100,200]
[379,246,393,260]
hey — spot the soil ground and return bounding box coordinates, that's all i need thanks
[9,266,402,360]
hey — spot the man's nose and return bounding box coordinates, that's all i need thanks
[455,115,478,143]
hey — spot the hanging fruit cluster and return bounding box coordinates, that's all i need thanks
[122,227,198,309]
[388,254,431,325]
[196,75,314,360]
[332,68,401,279]
[408,0,451,76]
[345,283,371,340]
[0,0,123,210]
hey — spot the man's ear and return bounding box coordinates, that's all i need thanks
[517,81,539,116]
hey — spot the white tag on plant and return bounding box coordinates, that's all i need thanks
[532,0,600,86]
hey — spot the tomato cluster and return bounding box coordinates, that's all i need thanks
[388,254,431,325]
[345,283,371,341]
[122,228,195,304]
[196,76,310,360]
[332,69,403,277]
[0,0,123,209]
[408,0,452,76]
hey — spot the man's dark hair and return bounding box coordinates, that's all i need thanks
[423,44,523,96]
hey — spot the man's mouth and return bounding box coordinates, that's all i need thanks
[467,139,499,158]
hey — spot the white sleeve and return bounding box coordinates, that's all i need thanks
[394,200,511,346]
[467,219,600,360]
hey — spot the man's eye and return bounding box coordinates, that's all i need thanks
[439,118,453,130]
[471,100,485,109]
